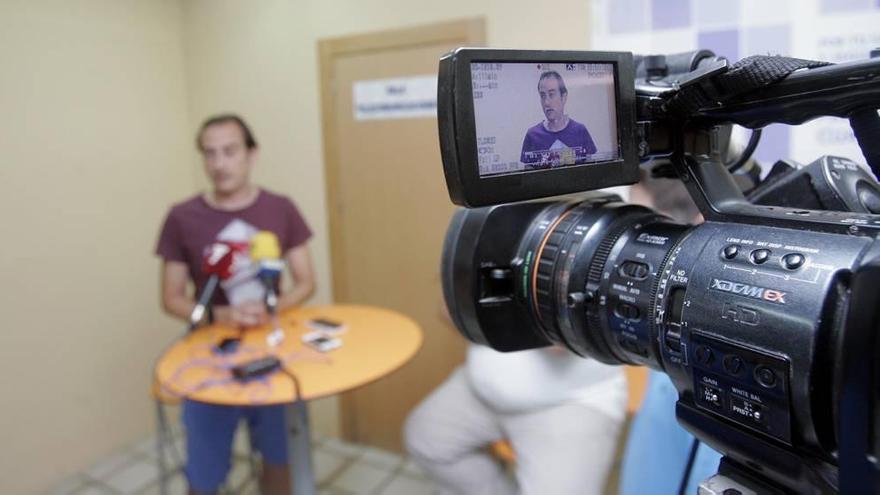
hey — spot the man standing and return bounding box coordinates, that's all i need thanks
[156,114,315,495]
[520,70,597,169]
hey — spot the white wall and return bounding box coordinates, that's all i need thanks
[0,1,194,493]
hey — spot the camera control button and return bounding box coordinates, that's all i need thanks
[782,253,805,270]
[615,302,641,320]
[750,249,771,264]
[620,261,649,279]
[567,292,586,307]
[695,345,714,365]
[723,354,743,375]
[730,395,767,426]
[699,384,723,409]
[722,245,739,260]
[755,365,777,388]
[663,327,682,353]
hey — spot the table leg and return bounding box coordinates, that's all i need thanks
[286,400,316,495]
[155,400,169,495]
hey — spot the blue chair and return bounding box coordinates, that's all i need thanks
[619,370,723,495]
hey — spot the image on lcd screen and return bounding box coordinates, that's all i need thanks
[471,62,621,178]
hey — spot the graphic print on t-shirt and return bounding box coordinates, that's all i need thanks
[216,218,265,305]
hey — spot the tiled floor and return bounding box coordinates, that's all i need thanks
[51,415,630,495]
[51,421,438,495]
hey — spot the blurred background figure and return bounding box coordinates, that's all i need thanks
[156,114,315,494]
[404,310,628,494]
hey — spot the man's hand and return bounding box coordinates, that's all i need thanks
[215,301,269,328]
[277,244,316,310]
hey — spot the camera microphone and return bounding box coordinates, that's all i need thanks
[188,241,235,331]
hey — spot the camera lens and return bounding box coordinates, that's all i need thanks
[513,199,690,365]
[442,195,692,367]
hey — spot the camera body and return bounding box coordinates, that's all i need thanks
[438,48,880,493]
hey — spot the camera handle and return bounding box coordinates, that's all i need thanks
[670,117,880,236]
[849,107,880,177]
[653,54,880,236]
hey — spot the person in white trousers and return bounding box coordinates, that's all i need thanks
[404,342,627,495]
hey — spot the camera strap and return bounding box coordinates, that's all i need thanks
[665,55,832,117]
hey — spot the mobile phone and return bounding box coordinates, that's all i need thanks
[214,337,241,354]
[307,318,347,334]
[301,331,343,352]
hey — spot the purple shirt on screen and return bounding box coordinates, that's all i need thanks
[520,118,597,168]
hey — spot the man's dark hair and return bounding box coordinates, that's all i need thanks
[196,114,258,151]
[538,71,568,95]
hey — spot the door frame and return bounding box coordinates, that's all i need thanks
[318,17,486,439]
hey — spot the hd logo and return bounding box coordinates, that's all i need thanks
[710,278,787,304]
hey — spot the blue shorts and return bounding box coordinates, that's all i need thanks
[182,400,288,493]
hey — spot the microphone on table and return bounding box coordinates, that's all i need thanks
[188,241,235,331]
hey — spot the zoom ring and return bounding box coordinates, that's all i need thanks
[534,214,579,333]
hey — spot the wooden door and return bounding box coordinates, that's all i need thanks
[319,18,486,451]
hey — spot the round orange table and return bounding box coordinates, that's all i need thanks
[154,304,423,495]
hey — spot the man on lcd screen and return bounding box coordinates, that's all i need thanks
[520,70,597,169]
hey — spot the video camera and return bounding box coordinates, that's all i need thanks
[437,48,880,494]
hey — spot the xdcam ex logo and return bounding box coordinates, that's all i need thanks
[710,278,787,304]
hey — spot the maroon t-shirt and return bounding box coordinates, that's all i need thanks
[155,189,312,305]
